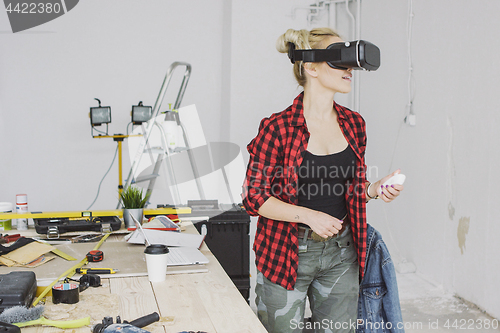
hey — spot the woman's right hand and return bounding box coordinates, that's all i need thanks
[305,210,343,239]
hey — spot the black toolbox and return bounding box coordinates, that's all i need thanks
[162,200,251,302]
[0,271,37,313]
[34,216,121,237]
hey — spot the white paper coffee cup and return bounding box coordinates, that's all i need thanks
[144,244,169,282]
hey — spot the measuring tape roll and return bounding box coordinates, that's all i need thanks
[52,283,79,304]
[86,250,104,262]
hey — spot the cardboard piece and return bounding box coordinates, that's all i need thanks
[0,256,17,267]
[1,241,55,265]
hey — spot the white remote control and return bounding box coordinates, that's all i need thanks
[382,173,406,187]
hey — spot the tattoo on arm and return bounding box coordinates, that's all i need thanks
[295,215,299,220]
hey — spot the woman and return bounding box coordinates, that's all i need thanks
[242,28,404,332]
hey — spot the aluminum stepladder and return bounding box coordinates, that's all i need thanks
[120,62,206,208]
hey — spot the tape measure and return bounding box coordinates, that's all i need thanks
[86,250,103,262]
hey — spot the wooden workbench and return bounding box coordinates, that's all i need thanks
[0,223,267,333]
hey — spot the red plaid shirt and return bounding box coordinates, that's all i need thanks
[242,92,368,290]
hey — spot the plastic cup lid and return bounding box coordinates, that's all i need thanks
[144,244,169,254]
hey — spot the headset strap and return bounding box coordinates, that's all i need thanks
[288,44,341,64]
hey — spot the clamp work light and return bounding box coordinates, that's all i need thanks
[90,98,111,136]
[131,101,152,125]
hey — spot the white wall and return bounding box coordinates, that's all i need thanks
[0,0,225,211]
[1,0,498,320]
[359,0,500,319]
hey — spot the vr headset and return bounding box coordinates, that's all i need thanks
[288,40,380,71]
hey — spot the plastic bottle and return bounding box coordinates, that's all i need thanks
[163,111,178,151]
[16,194,28,230]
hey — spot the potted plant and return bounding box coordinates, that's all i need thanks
[119,186,150,228]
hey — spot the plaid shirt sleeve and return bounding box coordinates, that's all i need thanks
[242,117,282,216]
[241,110,300,290]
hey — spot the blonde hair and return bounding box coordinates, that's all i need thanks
[276,27,340,87]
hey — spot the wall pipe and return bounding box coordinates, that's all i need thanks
[328,2,336,30]
[356,0,361,112]
[344,0,357,111]
[293,0,363,112]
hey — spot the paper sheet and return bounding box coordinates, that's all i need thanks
[126,229,204,248]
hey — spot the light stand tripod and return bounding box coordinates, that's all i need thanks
[92,134,141,195]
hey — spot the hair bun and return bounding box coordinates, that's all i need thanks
[276,29,310,53]
[276,27,340,87]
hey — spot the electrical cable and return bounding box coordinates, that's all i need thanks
[406,0,416,119]
[378,0,417,274]
[387,120,405,174]
[91,126,108,136]
[381,117,411,273]
[86,145,119,210]
[388,0,414,172]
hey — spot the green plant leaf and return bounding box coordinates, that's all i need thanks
[119,186,149,209]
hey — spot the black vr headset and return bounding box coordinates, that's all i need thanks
[288,40,380,71]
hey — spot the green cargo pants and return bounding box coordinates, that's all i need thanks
[255,226,359,333]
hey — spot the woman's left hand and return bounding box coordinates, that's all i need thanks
[374,169,404,203]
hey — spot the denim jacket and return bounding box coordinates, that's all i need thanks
[357,224,405,333]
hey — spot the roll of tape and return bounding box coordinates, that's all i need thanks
[52,283,79,304]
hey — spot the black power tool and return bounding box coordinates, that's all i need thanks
[93,312,160,333]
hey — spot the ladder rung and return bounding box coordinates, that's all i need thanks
[135,174,160,183]
[144,147,165,154]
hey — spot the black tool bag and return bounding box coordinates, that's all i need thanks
[34,216,121,237]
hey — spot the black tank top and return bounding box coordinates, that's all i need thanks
[297,145,356,222]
